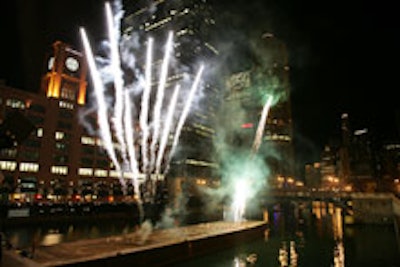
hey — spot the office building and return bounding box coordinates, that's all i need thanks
[123,0,220,185]
[0,41,136,202]
[224,33,295,184]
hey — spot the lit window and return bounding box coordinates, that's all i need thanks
[51,166,68,175]
[94,169,107,177]
[78,168,93,176]
[6,99,25,109]
[81,136,96,145]
[61,87,76,101]
[37,128,43,137]
[109,170,120,177]
[0,161,17,171]
[19,162,39,172]
[55,131,65,140]
[59,101,74,109]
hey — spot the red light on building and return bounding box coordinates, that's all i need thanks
[71,194,81,202]
[241,123,254,129]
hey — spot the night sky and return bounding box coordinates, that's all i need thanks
[1,0,399,172]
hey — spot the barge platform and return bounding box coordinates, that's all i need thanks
[2,220,267,267]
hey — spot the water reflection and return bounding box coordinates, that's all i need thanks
[41,231,62,246]
[5,220,138,249]
[5,200,399,266]
[332,207,344,267]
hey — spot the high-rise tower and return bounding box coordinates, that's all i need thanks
[42,41,88,105]
[224,33,295,182]
[123,0,220,183]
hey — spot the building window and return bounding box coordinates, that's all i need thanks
[0,148,17,158]
[37,128,43,137]
[59,101,74,109]
[81,136,96,145]
[55,131,65,140]
[0,161,17,171]
[6,99,25,109]
[94,169,107,177]
[61,87,76,101]
[55,142,68,151]
[109,170,120,177]
[78,168,93,176]
[51,166,68,175]
[19,162,39,172]
[20,177,37,192]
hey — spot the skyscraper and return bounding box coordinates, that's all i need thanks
[122,0,220,184]
[223,33,295,184]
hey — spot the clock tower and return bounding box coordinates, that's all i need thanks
[42,41,88,105]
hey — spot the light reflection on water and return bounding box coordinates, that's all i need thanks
[175,200,400,267]
[4,201,400,266]
[5,219,138,249]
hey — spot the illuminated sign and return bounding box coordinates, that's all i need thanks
[241,123,254,129]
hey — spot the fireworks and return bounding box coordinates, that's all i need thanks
[80,2,204,205]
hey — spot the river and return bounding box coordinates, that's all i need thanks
[3,200,400,266]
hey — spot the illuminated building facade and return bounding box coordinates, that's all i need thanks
[338,113,351,182]
[0,41,132,203]
[224,33,295,181]
[337,113,377,191]
[304,162,322,189]
[123,0,220,184]
[320,145,339,189]
[380,143,400,180]
[379,142,400,192]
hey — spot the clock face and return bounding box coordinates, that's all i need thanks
[65,57,79,72]
[48,56,55,70]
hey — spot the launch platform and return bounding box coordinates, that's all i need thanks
[5,220,267,267]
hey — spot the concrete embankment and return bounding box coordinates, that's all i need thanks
[349,193,400,224]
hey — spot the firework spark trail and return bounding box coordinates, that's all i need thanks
[140,37,153,173]
[80,27,124,185]
[106,2,128,164]
[150,31,174,172]
[155,85,180,175]
[164,65,204,175]
[232,180,248,222]
[251,95,273,155]
[123,90,140,197]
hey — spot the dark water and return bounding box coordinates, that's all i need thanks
[3,201,400,267]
